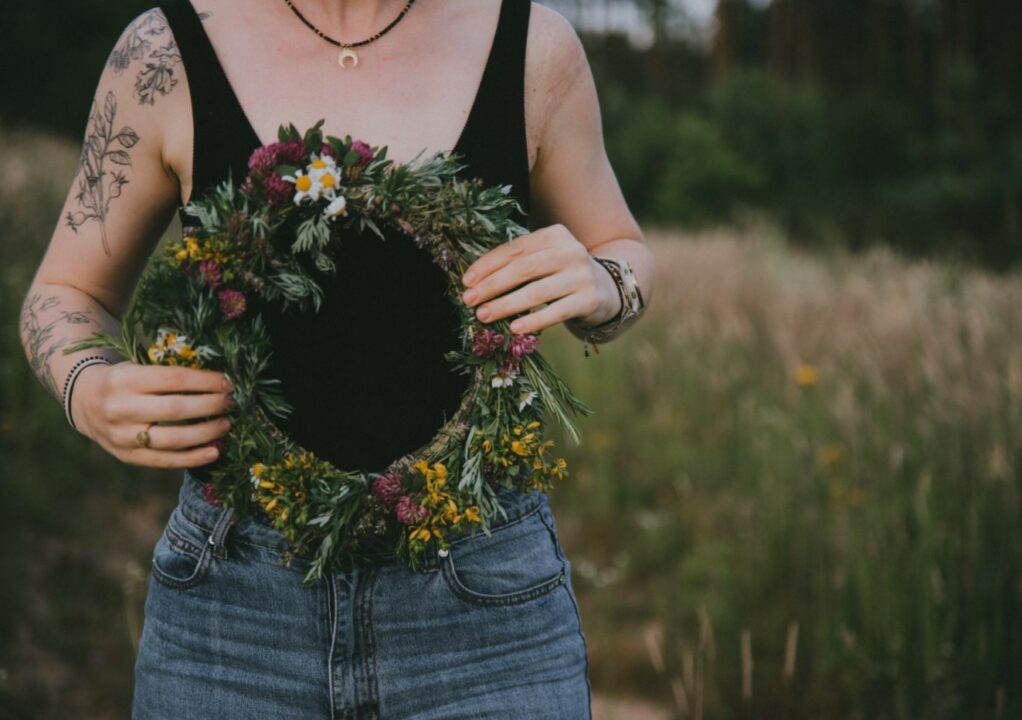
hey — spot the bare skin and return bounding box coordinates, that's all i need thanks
[19,0,654,470]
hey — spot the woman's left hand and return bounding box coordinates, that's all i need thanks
[460,223,621,336]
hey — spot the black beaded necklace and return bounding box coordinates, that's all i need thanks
[282,0,417,69]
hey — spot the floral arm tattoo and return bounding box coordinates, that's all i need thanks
[19,293,97,401]
[64,91,139,257]
[107,8,183,106]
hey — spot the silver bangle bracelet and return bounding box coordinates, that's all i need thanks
[63,356,113,431]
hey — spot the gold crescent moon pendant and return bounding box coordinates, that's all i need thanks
[337,48,359,69]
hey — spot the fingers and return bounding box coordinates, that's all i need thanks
[462,230,544,288]
[476,272,574,332]
[121,443,224,469]
[119,363,234,394]
[509,294,594,336]
[116,415,232,452]
[463,246,565,313]
[108,390,235,423]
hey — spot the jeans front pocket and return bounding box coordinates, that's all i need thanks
[438,500,567,608]
[150,503,235,591]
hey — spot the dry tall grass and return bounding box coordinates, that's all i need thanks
[3,124,1020,719]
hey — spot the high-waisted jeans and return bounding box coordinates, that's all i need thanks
[131,469,592,719]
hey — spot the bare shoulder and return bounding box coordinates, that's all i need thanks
[524,3,592,161]
[103,5,196,194]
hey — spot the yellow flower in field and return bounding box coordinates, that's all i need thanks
[819,443,845,467]
[794,362,819,386]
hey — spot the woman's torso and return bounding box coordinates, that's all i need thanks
[154,0,535,476]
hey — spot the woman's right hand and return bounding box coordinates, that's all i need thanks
[70,360,236,469]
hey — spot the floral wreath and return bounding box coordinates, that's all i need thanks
[68,121,592,584]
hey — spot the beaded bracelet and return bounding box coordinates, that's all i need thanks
[62,355,113,431]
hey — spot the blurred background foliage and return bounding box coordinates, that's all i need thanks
[2,1,1021,718]
[3,0,1021,266]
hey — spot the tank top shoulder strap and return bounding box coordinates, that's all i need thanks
[455,0,532,220]
[156,0,259,217]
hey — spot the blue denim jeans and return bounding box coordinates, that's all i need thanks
[132,469,592,719]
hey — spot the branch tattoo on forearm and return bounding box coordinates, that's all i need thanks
[20,293,97,401]
[64,91,139,256]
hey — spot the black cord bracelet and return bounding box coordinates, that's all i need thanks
[62,355,113,431]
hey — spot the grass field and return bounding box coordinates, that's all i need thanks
[2,124,1020,719]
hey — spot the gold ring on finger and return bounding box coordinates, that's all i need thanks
[136,422,156,449]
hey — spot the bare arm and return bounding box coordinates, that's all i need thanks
[17,9,235,468]
[460,4,654,343]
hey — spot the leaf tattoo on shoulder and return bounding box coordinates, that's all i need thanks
[108,8,182,105]
[136,40,182,105]
[65,92,139,256]
[107,10,162,74]
[20,293,96,401]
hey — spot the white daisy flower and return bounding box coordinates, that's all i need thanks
[517,390,538,411]
[323,194,348,219]
[308,154,342,197]
[491,367,517,388]
[248,463,266,490]
[281,169,321,205]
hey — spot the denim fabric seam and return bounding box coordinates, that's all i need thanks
[151,528,213,590]
[560,580,592,714]
[165,521,204,559]
[327,575,340,720]
[438,503,567,608]
[445,499,543,548]
[439,559,566,608]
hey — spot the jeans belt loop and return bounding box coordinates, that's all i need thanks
[208,505,237,560]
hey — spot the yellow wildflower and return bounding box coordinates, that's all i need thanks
[819,443,845,467]
[414,459,433,482]
[794,362,819,386]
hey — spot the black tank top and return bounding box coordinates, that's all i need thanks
[157,0,532,478]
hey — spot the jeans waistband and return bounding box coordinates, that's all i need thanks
[178,468,548,571]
